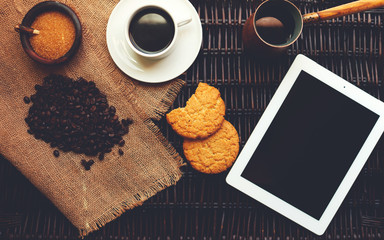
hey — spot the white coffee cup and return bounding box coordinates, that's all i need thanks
[125,2,191,60]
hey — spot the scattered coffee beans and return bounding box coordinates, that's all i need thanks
[25,74,133,165]
[81,159,94,171]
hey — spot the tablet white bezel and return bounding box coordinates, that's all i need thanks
[226,54,384,235]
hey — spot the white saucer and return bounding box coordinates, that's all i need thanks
[106,0,202,83]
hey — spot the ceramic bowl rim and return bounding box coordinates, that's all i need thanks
[20,1,82,65]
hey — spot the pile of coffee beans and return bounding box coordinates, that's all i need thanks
[24,75,132,170]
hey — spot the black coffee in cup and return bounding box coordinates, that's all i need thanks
[129,7,175,53]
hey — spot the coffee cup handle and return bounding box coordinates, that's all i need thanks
[177,17,192,27]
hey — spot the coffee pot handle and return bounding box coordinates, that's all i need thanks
[303,0,384,23]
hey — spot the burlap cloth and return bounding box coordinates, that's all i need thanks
[0,0,186,237]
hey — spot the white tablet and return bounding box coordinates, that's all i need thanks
[226,54,384,235]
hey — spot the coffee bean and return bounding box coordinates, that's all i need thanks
[118,149,124,155]
[122,118,133,127]
[109,106,116,114]
[23,96,31,104]
[81,159,87,166]
[53,150,60,157]
[105,148,112,153]
[30,94,36,102]
[119,139,125,147]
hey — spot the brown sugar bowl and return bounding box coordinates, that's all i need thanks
[18,1,82,64]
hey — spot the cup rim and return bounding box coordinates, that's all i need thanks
[125,5,178,59]
[252,0,303,48]
[19,1,82,65]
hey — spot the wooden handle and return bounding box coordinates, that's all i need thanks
[303,0,384,23]
[14,24,40,35]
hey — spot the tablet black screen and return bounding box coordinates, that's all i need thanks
[241,70,379,220]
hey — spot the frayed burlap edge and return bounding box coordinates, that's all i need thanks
[152,79,186,120]
[79,168,182,237]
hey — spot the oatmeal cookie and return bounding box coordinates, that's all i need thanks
[183,120,239,174]
[166,82,225,139]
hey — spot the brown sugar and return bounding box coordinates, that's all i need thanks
[30,11,75,60]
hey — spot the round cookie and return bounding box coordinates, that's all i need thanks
[183,120,239,174]
[166,82,225,139]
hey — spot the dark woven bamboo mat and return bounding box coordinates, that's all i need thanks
[1,0,384,239]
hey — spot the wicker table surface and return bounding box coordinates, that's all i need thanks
[1,0,384,239]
